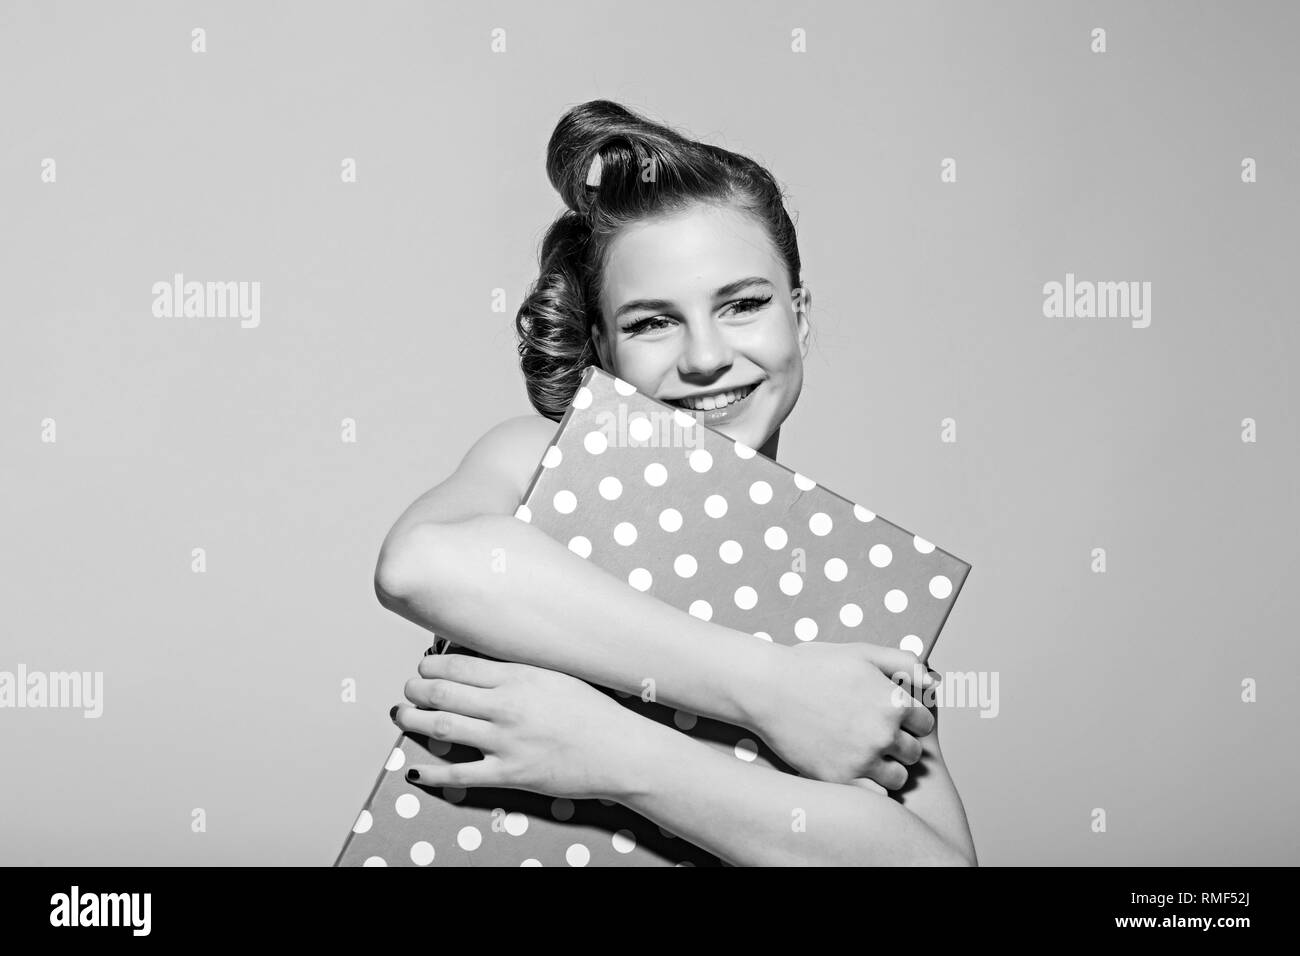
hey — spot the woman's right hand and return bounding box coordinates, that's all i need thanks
[746,642,938,790]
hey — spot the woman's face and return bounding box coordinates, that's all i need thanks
[591,202,811,455]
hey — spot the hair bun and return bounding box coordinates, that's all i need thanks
[547,100,683,215]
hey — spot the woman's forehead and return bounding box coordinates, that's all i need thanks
[601,205,783,302]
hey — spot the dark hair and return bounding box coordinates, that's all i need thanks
[514,100,805,421]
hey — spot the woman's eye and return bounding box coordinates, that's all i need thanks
[725,296,772,316]
[623,316,675,336]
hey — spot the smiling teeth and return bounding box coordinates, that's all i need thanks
[678,384,756,411]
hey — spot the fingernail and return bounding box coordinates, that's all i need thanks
[406,769,421,782]
[389,705,399,722]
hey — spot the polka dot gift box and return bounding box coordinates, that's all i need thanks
[335,365,971,867]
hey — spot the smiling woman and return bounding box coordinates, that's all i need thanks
[374,99,977,867]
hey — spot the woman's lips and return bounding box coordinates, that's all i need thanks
[673,381,761,424]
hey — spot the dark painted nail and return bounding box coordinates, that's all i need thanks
[406,769,421,782]
[389,705,399,722]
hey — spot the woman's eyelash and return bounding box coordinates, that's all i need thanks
[622,296,772,335]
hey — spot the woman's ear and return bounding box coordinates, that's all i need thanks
[793,284,813,359]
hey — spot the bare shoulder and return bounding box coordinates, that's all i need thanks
[463,413,560,502]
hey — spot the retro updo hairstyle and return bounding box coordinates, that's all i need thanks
[515,100,804,421]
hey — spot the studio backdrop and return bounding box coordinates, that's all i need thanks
[1,0,1296,865]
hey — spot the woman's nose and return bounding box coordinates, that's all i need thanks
[678,321,734,376]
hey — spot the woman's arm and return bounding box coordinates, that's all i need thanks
[610,697,970,866]
[892,702,979,864]
[400,651,976,866]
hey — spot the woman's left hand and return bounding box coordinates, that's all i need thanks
[391,651,642,802]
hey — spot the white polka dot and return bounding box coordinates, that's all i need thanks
[352,810,373,834]
[551,798,575,822]
[644,462,667,486]
[764,526,788,549]
[689,448,713,473]
[840,603,864,627]
[428,738,451,757]
[704,494,728,518]
[628,567,652,591]
[749,480,773,504]
[542,445,562,468]
[583,430,608,454]
[395,793,420,819]
[779,571,803,596]
[442,786,466,803]
[410,841,435,865]
[675,861,696,867]
[900,634,925,656]
[659,508,683,532]
[914,536,935,554]
[734,441,756,459]
[599,476,623,500]
[929,575,953,599]
[734,586,758,610]
[854,504,876,522]
[673,554,698,577]
[362,856,387,867]
[457,826,482,851]
[753,631,773,642]
[613,522,638,546]
[553,489,577,513]
[568,535,592,558]
[613,376,637,396]
[628,415,653,442]
[809,512,833,536]
[513,504,532,523]
[794,473,817,491]
[504,812,529,836]
[869,544,893,568]
[566,844,591,867]
[735,738,759,762]
[674,710,698,730]
[521,858,542,866]
[884,589,909,613]
[612,830,637,853]
[598,799,615,807]
[385,748,405,772]
[572,386,592,410]
[688,600,713,621]
[673,409,697,429]
[718,539,743,563]
[795,617,819,641]
[824,557,848,582]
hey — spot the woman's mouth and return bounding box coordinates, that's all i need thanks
[666,382,761,424]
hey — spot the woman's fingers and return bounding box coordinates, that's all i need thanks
[864,756,909,791]
[886,730,924,766]
[417,650,511,687]
[898,696,936,738]
[392,704,496,752]
[847,777,889,795]
[403,676,497,719]
[404,756,503,790]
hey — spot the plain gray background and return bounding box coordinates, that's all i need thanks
[1,0,1296,865]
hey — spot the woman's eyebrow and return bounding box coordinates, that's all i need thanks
[614,276,774,321]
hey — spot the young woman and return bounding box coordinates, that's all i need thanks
[376,100,977,866]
